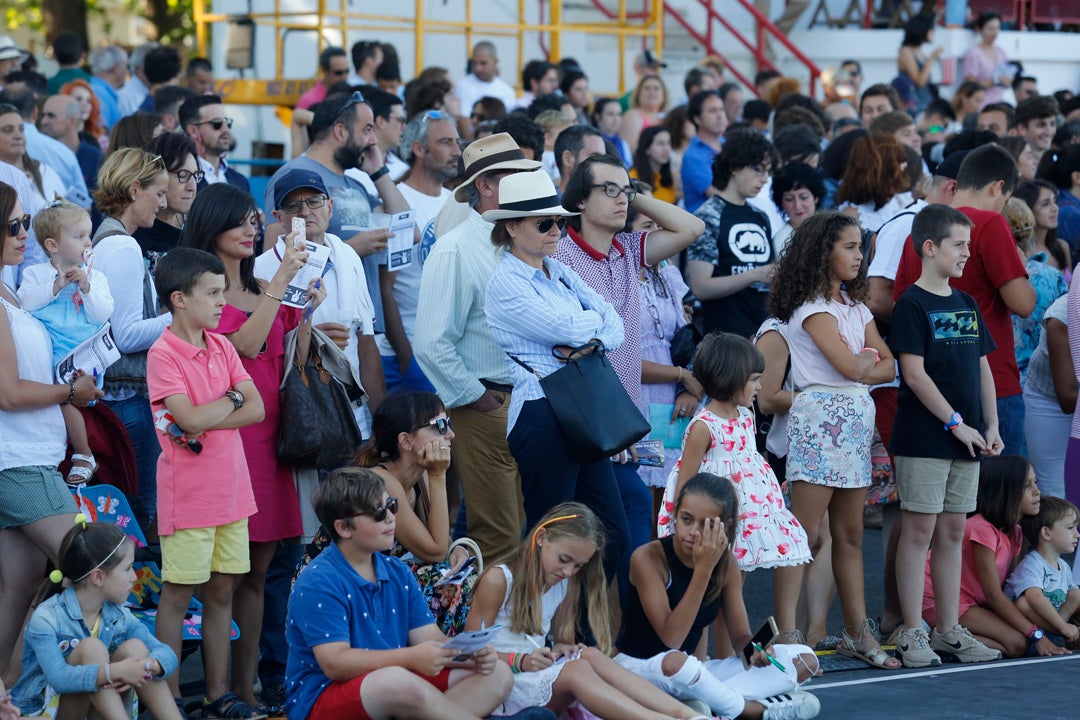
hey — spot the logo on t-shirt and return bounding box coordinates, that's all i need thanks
[930,309,979,341]
[417,218,437,267]
[728,222,770,264]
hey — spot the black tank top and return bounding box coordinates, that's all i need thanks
[615,536,724,658]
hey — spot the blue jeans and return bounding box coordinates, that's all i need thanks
[612,460,652,600]
[259,541,302,687]
[105,394,159,525]
[997,393,1027,457]
[381,355,436,396]
[508,399,630,581]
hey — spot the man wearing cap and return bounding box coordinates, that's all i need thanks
[377,110,460,395]
[255,169,383,423]
[413,132,541,561]
[0,36,27,89]
[456,41,517,116]
[619,49,666,111]
[264,90,413,339]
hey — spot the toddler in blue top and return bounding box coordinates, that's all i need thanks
[16,201,114,485]
[10,518,181,720]
[1006,495,1080,647]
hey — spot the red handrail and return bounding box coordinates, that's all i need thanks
[666,0,821,96]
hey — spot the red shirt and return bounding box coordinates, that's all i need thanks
[893,206,1027,398]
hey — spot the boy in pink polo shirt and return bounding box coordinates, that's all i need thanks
[146,248,267,719]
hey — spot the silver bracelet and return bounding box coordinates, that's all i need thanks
[104,662,112,684]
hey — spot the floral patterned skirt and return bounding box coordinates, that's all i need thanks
[787,385,874,489]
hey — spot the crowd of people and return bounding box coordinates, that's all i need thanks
[1,10,1080,720]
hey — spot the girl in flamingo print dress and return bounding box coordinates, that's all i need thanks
[658,332,811,575]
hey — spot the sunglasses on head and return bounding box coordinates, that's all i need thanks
[534,217,568,234]
[348,497,399,523]
[335,90,367,120]
[196,117,233,131]
[6,213,30,238]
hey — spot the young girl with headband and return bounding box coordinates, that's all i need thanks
[9,518,183,720]
[465,503,711,719]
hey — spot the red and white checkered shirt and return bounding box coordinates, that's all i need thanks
[556,228,648,406]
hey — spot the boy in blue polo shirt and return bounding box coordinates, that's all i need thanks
[285,468,521,720]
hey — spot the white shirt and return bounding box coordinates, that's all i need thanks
[376,182,452,356]
[198,155,232,185]
[455,73,518,116]
[117,75,149,117]
[867,199,927,281]
[747,177,785,240]
[93,233,171,356]
[17,261,114,324]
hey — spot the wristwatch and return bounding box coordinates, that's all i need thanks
[368,166,390,182]
[1028,628,1045,643]
[944,412,963,431]
[225,389,245,411]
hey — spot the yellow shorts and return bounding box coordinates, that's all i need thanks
[160,518,250,584]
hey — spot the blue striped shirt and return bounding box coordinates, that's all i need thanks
[486,250,624,432]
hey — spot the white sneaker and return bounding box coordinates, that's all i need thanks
[760,691,821,720]
[930,624,1002,664]
[895,626,941,668]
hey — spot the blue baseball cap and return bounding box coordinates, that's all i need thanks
[273,169,330,209]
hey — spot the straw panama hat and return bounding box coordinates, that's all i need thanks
[453,132,542,202]
[481,171,579,222]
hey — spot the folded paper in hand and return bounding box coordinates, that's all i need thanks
[55,323,120,383]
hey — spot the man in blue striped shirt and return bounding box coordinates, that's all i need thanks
[414,133,541,561]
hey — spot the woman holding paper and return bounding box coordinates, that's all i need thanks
[0,181,103,676]
[178,182,325,710]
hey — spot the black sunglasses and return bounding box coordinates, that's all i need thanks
[414,416,452,435]
[196,117,233,131]
[535,217,568,234]
[347,497,399,523]
[6,213,30,238]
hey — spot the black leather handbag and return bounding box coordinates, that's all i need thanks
[509,341,651,463]
[277,329,364,470]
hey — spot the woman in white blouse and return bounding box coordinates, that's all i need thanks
[484,171,630,580]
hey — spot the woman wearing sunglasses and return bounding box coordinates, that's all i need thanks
[92,147,171,529]
[484,170,632,582]
[133,132,202,273]
[0,182,103,675]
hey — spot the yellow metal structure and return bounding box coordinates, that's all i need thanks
[194,0,663,106]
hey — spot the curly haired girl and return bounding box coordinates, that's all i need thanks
[766,212,901,670]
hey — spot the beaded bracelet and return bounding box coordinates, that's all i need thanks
[61,381,76,406]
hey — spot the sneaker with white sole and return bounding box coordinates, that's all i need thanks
[760,691,821,720]
[895,627,941,668]
[930,624,1002,663]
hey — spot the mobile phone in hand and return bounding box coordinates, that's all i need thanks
[292,216,306,249]
[742,616,779,665]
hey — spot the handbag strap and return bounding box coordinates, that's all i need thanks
[507,340,605,379]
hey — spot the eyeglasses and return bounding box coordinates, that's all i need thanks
[195,117,233,131]
[590,182,637,202]
[416,416,453,436]
[346,497,399,523]
[172,168,206,184]
[534,217,568,234]
[335,90,367,120]
[647,300,663,339]
[749,164,772,177]
[6,213,30,237]
[280,194,329,214]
